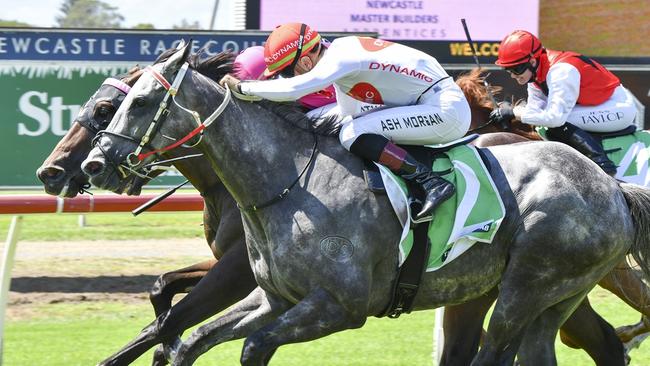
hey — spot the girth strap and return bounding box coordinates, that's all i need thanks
[382,220,432,318]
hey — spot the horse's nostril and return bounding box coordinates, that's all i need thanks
[37,166,65,184]
[83,160,105,177]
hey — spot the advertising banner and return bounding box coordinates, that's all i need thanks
[0,63,131,188]
[0,29,269,61]
[259,0,539,41]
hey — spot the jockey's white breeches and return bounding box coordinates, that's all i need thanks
[337,78,471,150]
[567,85,638,132]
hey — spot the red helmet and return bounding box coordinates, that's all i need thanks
[263,23,321,77]
[495,30,543,67]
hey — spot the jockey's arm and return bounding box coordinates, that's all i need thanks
[515,63,580,128]
[239,47,359,102]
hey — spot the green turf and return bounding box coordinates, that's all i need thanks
[2,193,650,364]
[4,287,650,365]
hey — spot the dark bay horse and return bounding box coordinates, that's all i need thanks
[36,54,257,366]
[81,44,650,365]
[438,68,650,364]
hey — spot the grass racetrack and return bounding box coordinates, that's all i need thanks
[2,211,650,365]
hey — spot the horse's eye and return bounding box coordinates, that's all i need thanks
[96,106,110,118]
[134,97,146,107]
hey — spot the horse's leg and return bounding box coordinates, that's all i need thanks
[557,297,625,365]
[598,259,650,342]
[149,259,216,316]
[468,257,556,366]
[471,252,615,364]
[172,287,292,366]
[440,287,498,366]
[98,243,255,366]
[517,290,592,366]
[147,259,216,364]
[616,316,650,345]
[238,287,367,366]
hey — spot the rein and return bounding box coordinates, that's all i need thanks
[237,132,318,213]
[467,119,498,133]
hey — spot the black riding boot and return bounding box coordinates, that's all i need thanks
[547,123,617,176]
[399,154,456,220]
[350,134,455,220]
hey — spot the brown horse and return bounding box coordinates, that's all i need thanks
[441,68,650,365]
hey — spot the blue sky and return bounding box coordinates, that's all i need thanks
[4,0,218,29]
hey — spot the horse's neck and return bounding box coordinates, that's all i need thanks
[198,102,316,209]
[165,148,222,194]
[511,122,543,141]
[471,106,541,141]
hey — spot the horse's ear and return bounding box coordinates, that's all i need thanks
[181,38,193,61]
[164,39,192,72]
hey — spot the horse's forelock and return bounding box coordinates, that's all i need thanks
[121,67,145,87]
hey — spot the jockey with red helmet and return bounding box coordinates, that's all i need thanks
[221,22,471,220]
[233,45,342,111]
[490,30,637,176]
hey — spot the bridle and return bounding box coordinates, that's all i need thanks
[94,62,231,179]
[94,60,319,213]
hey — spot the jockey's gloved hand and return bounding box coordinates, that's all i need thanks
[219,74,242,93]
[488,102,515,130]
[219,74,262,101]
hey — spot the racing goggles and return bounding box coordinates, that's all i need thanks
[505,62,531,76]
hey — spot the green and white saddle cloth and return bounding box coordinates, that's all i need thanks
[602,130,650,186]
[378,144,505,272]
[537,127,650,186]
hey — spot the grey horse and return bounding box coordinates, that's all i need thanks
[82,44,650,365]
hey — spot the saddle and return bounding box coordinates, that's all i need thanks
[589,125,638,153]
[363,134,481,195]
[591,125,637,139]
[378,134,482,318]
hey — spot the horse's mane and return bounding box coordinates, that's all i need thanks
[118,48,342,135]
[456,68,542,141]
[108,47,347,137]
[256,100,342,136]
[455,68,502,110]
[118,48,237,90]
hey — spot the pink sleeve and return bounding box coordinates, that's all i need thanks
[299,85,337,109]
[233,46,267,81]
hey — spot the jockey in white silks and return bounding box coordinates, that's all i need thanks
[221,23,471,220]
[489,30,637,176]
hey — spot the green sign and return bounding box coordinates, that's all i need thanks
[0,61,186,188]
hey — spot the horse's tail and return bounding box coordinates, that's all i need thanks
[620,182,650,278]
